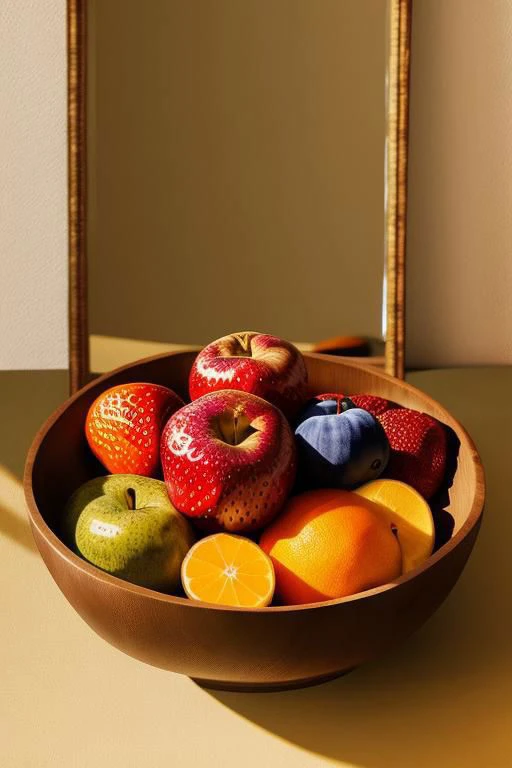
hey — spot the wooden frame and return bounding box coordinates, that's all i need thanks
[386,0,411,380]
[67,0,412,393]
[68,0,89,394]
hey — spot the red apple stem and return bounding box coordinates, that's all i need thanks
[337,398,341,415]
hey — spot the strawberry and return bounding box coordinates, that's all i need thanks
[86,383,184,477]
[350,394,400,417]
[379,408,447,498]
[315,393,398,417]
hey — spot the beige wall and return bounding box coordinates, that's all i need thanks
[0,0,68,370]
[88,0,386,346]
[406,0,512,366]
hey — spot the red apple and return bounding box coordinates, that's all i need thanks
[86,382,184,477]
[189,331,308,419]
[161,389,296,532]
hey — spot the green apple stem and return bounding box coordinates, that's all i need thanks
[125,487,136,510]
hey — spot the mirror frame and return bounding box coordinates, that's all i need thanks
[67,0,411,394]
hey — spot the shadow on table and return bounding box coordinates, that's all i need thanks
[0,371,68,554]
[204,416,511,767]
[0,465,36,552]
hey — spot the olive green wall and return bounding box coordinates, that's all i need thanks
[87,0,386,346]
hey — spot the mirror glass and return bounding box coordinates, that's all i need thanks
[87,0,389,363]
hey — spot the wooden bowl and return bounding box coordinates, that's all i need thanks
[24,352,484,692]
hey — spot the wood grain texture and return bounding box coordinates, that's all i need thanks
[24,352,484,691]
[385,0,411,379]
[68,0,89,394]
[68,1,410,389]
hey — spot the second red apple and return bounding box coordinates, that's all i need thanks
[189,332,308,419]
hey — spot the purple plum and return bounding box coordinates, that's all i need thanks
[295,397,389,489]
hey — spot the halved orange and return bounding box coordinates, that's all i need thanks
[181,533,275,608]
[355,479,435,573]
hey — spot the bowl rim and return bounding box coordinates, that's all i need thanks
[24,350,485,614]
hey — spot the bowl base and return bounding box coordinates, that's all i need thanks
[192,668,354,693]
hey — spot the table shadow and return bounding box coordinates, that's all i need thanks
[0,465,36,553]
[0,371,68,554]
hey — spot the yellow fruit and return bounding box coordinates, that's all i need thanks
[181,533,275,608]
[259,489,402,605]
[355,479,435,572]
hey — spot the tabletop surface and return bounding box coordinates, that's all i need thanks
[1,363,511,768]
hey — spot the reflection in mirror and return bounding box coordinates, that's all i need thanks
[87,0,389,366]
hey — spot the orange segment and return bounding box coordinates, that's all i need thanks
[181,534,275,608]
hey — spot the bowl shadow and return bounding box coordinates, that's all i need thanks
[200,411,510,767]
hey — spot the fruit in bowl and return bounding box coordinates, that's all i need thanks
[349,393,398,416]
[189,331,308,418]
[181,533,275,608]
[313,392,448,499]
[161,389,296,532]
[86,382,184,476]
[295,395,390,489]
[25,345,483,691]
[379,407,447,499]
[355,479,435,573]
[63,474,195,592]
[260,488,403,605]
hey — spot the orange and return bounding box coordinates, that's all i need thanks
[355,479,435,573]
[259,489,402,605]
[181,533,275,608]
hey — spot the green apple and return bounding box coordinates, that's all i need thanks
[63,474,195,592]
